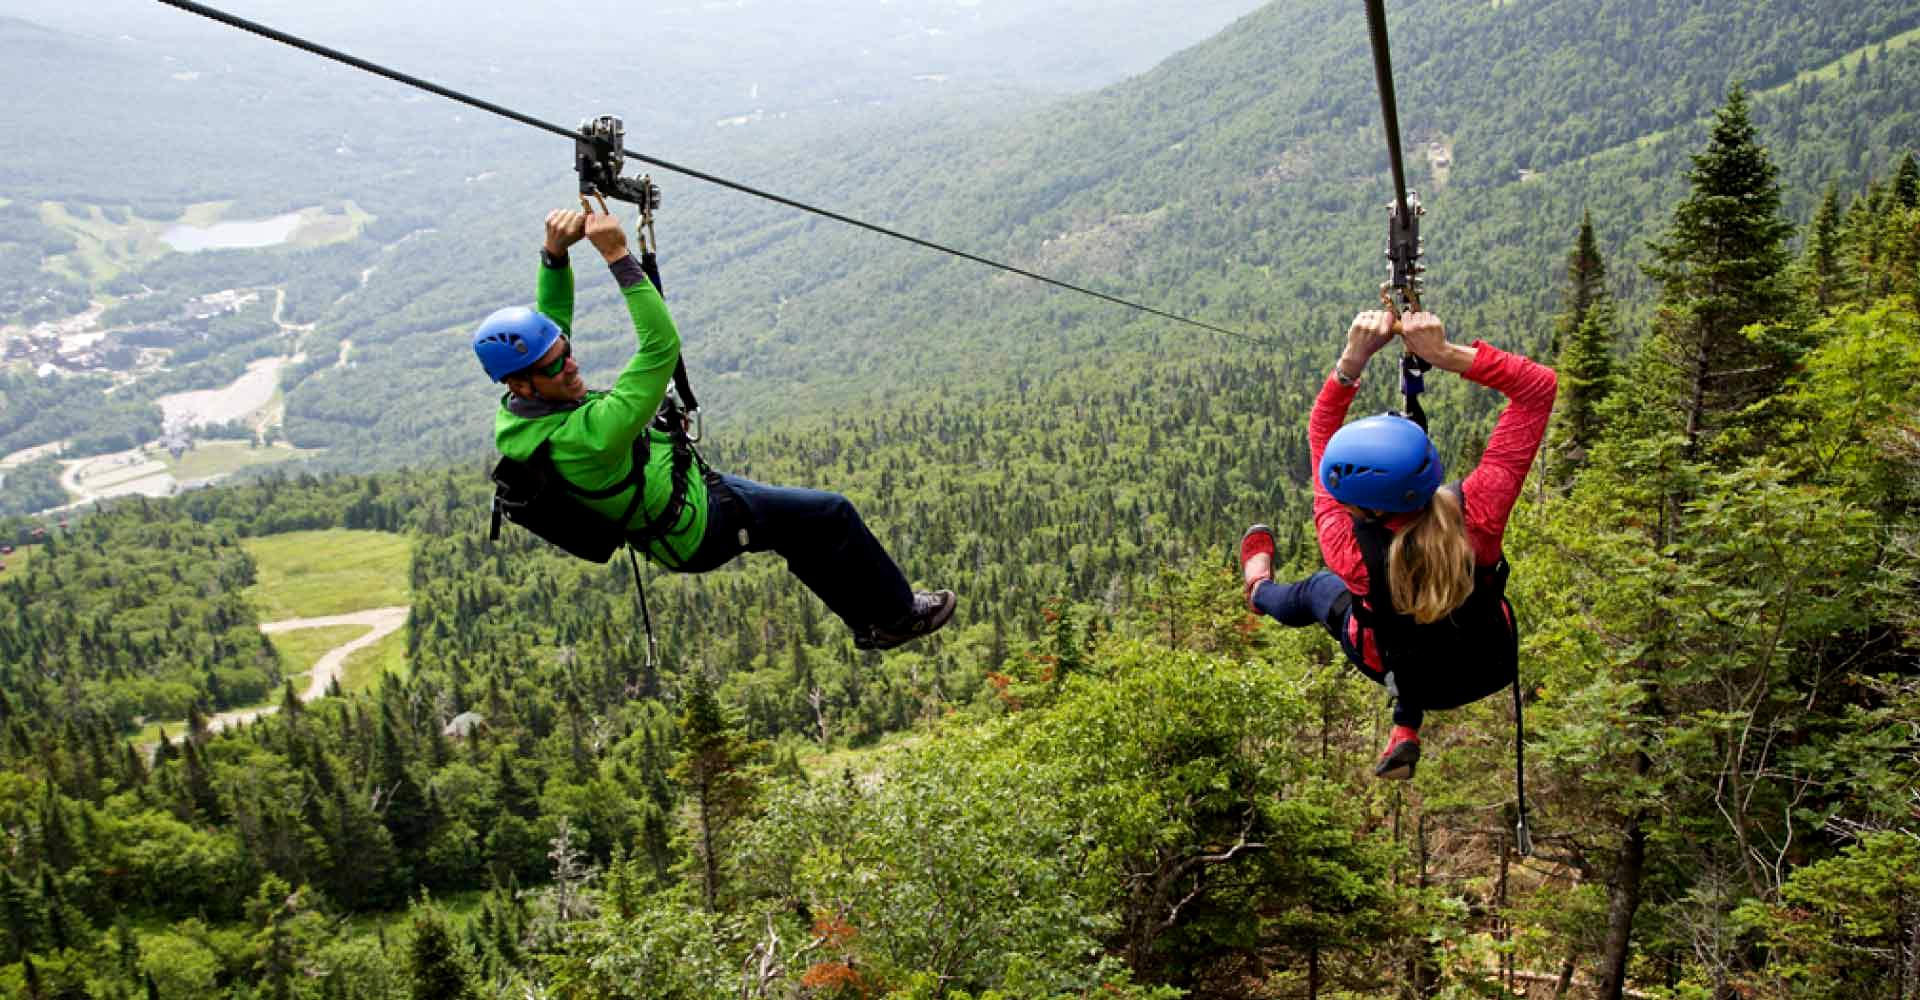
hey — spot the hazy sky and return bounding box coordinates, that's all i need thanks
[1,0,1273,97]
[2,0,1276,221]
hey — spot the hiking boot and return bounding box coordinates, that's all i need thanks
[856,590,957,650]
[1241,524,1276,610]
[1374,725,1421,780]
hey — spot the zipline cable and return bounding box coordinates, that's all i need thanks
[1362,0,1433,427]
[1362,0,1535,859]
[1363,0,1412,221]
[155,0,1275,347]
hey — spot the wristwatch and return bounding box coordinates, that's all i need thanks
[1334,364,1363,388]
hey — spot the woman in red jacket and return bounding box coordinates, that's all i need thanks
[1241,309,1557,779]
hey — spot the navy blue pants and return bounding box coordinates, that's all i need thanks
[682,473,913,632]
[1252,570,1422,728]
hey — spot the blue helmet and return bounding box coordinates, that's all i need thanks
[472,307,562,382]
[1318,414,1444,513]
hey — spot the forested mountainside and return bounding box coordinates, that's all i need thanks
[1,0,1918,997]
[0,0,1265,208]
[2,101,1917,994]
[5,1,1916,484]
[0,513,277,730]
[253,0,1920,469]
[0,0,1254,485]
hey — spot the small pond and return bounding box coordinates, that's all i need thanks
[161,213,304,252]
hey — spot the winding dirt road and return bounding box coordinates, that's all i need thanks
[205,606,410,734]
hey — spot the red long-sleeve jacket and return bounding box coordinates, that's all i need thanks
[1310,343,1558,666]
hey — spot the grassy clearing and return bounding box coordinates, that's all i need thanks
[116,888,486,971]
[341,624,409,695]
[290,200,372,247]
[128,718,174,747]
[38,202,174,283]
[336,889,487,939]
[243,530,412,620]
[1604,26,1920,161]
[798,728,931,781]
[1794,25,1920,85]
[161,441,316,481]
[179,202,231,227]
[123,531,414,741]
[269,625,369,678]
[0,544,36,581]
[36,200,370,285]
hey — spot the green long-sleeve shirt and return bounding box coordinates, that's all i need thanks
[492,253,708,567]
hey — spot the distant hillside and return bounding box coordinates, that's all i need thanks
[0,0,1270,210]
[241,0,1920,470]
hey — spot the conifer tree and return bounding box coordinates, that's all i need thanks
[1570,87,1798,998]
[670,674,759,913]
[322,782,402,910]
[1552,210,1610,356]
[406,905,473,1000]
[36,868,69,952]
[491,751,535,822]
[1549,213,1620,482]
[1894,150,1919,209]
[1802,185,1846,308]
[248,877,298,1000]
[277,680,301,723]
[0,867,38,962]
[375,707,431,876]
[1643,85,1798,457]
[178,739,222,823]
[564,688,592,782]
[37,785,77,873]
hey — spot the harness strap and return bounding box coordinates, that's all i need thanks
[1509,597,1533,856]
[1400,351,1431,432]
[623,432,700,569]
[546,425,698,569]
[626,546,658,670]
[641,250,700,414]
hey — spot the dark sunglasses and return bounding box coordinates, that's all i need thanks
[528,336,571,378]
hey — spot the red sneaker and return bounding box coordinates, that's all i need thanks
[1374,725,1421,780]
[1240,524,1276,609]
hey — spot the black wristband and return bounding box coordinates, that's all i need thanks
[608,254,648,289]
[540,249,569,270]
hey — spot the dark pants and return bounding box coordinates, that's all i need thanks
[1252,570,1422,728]
[680,473,913,632]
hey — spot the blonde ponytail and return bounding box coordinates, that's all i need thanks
[1388,488,1474,624]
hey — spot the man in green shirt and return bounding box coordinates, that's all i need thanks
[474,205,954,649]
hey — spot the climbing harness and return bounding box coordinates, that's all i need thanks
[488,123,718,669]
[1511,618,1532,856]
[156,0,1274,347]
[1363,0,1532,856]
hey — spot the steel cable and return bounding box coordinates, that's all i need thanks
[156,0,1276,346]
